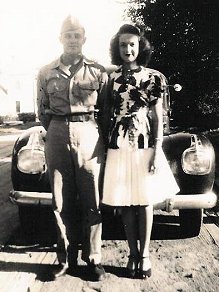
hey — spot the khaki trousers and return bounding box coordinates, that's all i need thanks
[45,118,105,266]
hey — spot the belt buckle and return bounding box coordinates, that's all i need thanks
[79,115,84,122]
[69,113,91,122]
[70,115,79,122]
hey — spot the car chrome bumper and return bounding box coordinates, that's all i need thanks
[154,192,218,211]
[9,190,218,211]
[9,190,52,206]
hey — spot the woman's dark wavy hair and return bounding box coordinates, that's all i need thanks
[110,24,153,66]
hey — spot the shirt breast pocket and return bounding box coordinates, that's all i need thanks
[46,79,68,108]
[72,80,99,105]
[47,80,67,95]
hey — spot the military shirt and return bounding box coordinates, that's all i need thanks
[37,56,108,130]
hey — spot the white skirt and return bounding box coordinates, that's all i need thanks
[102,147,180,206]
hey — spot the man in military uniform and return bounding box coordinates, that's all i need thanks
[37,15,108,281]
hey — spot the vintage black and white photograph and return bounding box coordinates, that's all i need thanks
[0,0,218,291]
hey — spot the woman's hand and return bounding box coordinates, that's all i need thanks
[150,147,162,174]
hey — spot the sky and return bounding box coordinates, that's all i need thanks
[0,0,129,75]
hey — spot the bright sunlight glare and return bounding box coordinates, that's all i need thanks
[0,0,129,114]
[0,0,128,74]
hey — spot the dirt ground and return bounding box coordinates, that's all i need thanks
[1,208,218,292]
[0,122,219,292]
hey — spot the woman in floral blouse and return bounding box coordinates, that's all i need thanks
[102,24,179,279]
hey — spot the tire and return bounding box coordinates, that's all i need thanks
[18,205,57,244]
[179,209,203,238]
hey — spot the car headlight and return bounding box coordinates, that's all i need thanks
[181,134,213,175]
[17,133,46,174]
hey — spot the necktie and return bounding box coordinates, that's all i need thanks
[69,65,76,76]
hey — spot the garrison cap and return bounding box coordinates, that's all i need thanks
[60,15,85,34]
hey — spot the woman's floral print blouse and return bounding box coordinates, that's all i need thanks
[108,66,169,150]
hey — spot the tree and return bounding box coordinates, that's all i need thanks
[127,0,219,129]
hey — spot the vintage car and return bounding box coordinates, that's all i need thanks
[9,85,219,242]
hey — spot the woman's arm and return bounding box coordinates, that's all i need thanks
[151,97,163,149]
[150,97,163,172]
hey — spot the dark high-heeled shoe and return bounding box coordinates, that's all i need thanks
[127,255,139,279]
[138,257,152,279]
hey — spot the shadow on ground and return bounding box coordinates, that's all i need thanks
[3,210,218,282]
